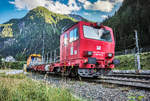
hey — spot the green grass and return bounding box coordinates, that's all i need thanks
[0,74,81,101]
[0,73,26,79]
[115,52,150,70]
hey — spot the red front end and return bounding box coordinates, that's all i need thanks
[60,21,115,77]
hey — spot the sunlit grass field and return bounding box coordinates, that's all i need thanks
[0,73,81,101]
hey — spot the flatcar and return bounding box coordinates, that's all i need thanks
[28,21,118,77]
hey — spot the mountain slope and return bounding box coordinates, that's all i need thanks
[103,0,150,51]
[68,14,88,21]
[0,7,77,59]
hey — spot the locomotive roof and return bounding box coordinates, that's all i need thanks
[61,21,94,34]
[61,21,109,35]
[61,22,78,34]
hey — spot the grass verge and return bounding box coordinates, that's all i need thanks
[0,74,81,101]
[115,52,150,70]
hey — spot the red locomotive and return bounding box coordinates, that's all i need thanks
[27,21,117,77]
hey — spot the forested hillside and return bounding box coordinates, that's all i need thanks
[103,0,150,51]
[0,7,77,60]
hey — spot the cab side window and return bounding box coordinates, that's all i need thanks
[69,28,79,42]
[64,34,68,45]
[69,30,74,42]
[74,28,79,41]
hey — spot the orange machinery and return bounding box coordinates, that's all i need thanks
[27,54,42,68]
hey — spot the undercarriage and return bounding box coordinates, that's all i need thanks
[78,68,111,77]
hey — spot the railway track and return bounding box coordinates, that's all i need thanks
[82,74,150,89]
[28,71,150,90]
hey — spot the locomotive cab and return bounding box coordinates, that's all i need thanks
[60,21,115,77]
[26,54,42,71]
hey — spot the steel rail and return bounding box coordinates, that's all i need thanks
[85,74,150,89]
[28,72,150,89]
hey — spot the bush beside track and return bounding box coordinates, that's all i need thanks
[0,73,81,101]
[0,61,26,69]
[115,52,150,70]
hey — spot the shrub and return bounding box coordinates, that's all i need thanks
[0,61,26,69]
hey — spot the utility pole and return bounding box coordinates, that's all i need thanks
[42,30,45,63]
[46,53,49,64]
[50,51,52,63]
[134,30,141,70]
[54,50,56,62]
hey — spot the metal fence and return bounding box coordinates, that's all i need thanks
[42,47,60,64]
[41,46,150,64]
[115,46,150,56]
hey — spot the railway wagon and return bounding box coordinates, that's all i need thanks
[29,21,117,77]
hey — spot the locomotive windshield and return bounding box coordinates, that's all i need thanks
[83,25,112,42]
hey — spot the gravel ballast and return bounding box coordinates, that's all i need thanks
[28,73,150,101]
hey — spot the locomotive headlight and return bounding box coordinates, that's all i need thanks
[84,59,88,63]
[107,53,113,58]
[87,51,93,56]
[83,51,93,57]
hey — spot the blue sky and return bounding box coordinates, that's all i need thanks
[0,0,123,24]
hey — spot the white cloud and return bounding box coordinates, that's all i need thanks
[80,0,123,12]
[83,12,90,15]
[84,1,113,12]
[78,0,87,3]
[9,0,46,10]
[9,0,81,14]
[83,1,92,8]
[101,15,108,19]
[116,0,124,2]
[9,0,124,14]
[68,0,81,12]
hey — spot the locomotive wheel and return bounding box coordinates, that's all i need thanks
[69,67,78,78]
[93,76,98,78]
[102,68,112,75]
